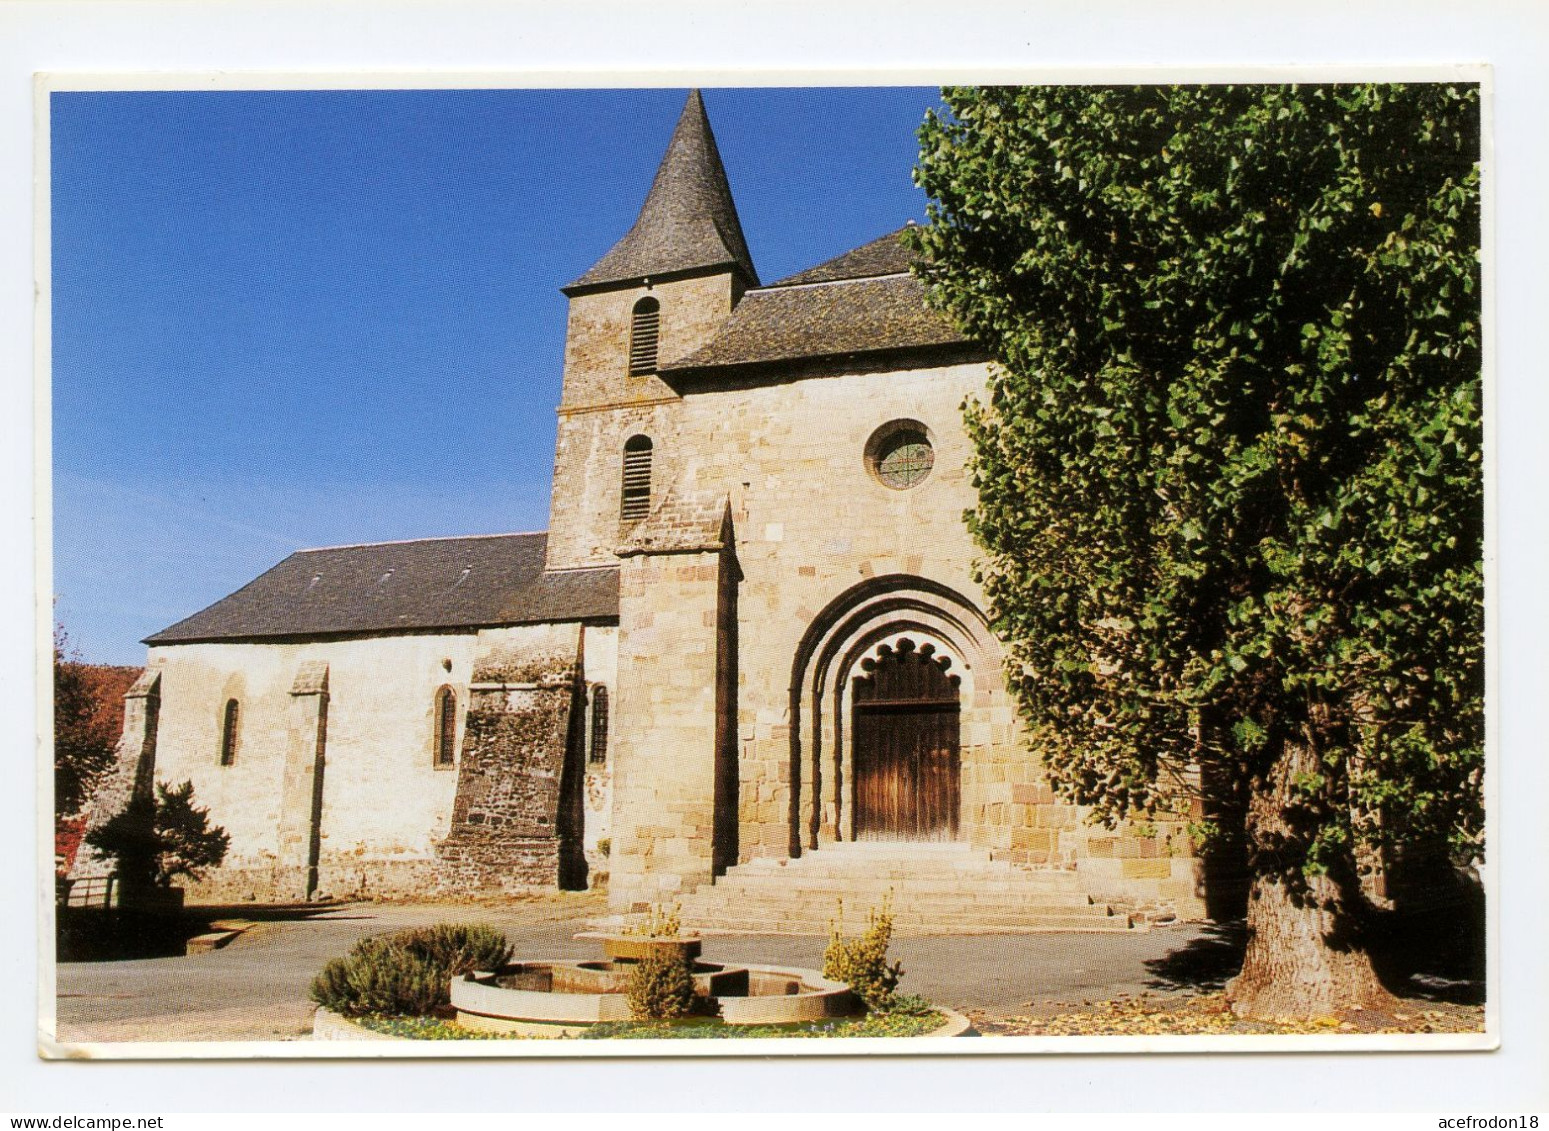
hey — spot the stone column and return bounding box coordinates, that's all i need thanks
[608,498,740,911]
[70,670,161,883]
[277,661,329,900]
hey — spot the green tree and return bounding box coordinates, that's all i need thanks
[911,84,1482,1018]
[85,780,231,892]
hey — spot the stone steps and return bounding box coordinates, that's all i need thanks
[693,913,1132,935]
[669,842,1137,935]
[708,871,1080,892]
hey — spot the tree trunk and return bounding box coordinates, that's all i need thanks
[1225,736,1398,1019]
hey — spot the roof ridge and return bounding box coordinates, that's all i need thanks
[295,530,549,554]
[755,270,912,293]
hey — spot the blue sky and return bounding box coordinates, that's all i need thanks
[51,87,945,664]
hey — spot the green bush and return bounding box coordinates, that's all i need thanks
[625,950,697,1020]
[876,992,934,1018]
[394,922,512,976]
[309,922,513,1017]
[823,901,904,1011]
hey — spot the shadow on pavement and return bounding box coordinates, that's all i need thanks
[1141,893,1485,1006]
[1143,921,1246,993]
[57,900,360,962]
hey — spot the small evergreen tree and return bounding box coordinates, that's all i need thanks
[86,780,231,890]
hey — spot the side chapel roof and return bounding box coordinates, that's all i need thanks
[145,532,618,644]
[564,90,759,294]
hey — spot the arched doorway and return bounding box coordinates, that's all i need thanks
[788,574,1005,854]
[851,638,962,841]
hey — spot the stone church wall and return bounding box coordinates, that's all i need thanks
[87,624,610,903]
[579,626,618,881]
[571,354,1204,919]
[608,542,732,909]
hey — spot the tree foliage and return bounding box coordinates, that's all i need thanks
[910,85,1483,894]
[53,626,131,819]
[85,780,231,890]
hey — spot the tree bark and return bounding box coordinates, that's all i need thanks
[1225,735,1398,1019]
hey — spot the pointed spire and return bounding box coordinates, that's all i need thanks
[564,90,759,293]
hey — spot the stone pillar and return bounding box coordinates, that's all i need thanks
[70,670,161,882]
[609,500,739,911]
[277,661,329,900]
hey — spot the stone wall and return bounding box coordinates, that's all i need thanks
[71,670,161,882]
[434,622,587,892]
[607,500,737,910]
[579,627,619,882]
[86,623,608,903]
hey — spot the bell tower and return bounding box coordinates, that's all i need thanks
[546,90,758,570]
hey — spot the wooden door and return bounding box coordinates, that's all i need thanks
[851,639,962,841]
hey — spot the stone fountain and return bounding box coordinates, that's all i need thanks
[449,934,854,1036]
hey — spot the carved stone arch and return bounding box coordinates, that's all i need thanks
[788,576,1004,854]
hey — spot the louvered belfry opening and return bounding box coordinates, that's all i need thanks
[621,435,653,521]
[628,296,661,376]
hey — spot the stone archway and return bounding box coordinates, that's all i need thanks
[787,576,1004,856]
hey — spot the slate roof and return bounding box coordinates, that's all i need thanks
[770,228,918,286]
[659,227,974,376]
[145,533,618,644]
[564,91,759,294]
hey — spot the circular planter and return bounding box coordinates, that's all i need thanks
[312,1007,400,1042]
[599,935,702,964]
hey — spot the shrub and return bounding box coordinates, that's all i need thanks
[311,938,446,1018]
[393,922,512,975]
[876,992,934,1018]
[309,922,512,1017]
[626,950,696,1020]
[823,900,903,1011]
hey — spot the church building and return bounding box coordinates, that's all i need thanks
[79,91,1207,929]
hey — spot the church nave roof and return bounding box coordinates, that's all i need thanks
[145,532,618,645]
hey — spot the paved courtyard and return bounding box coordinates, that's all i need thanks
[51,894,1229,1043]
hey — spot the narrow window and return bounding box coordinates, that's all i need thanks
[219,699,240,766]
[621,435,653,521]
[434,687,457,767]
[589,686,610,765]
[628,296,661,376]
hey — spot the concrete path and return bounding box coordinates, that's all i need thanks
[51,895,1222,1043]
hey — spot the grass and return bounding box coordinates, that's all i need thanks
[972,991,1486,1037]
[351,1003,945,1041]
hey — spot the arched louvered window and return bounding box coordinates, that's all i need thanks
[219,699,240,766]
[589,686,610,765]
[621,435,653,521]
[628,296,661,376]
[434,687,457,767]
